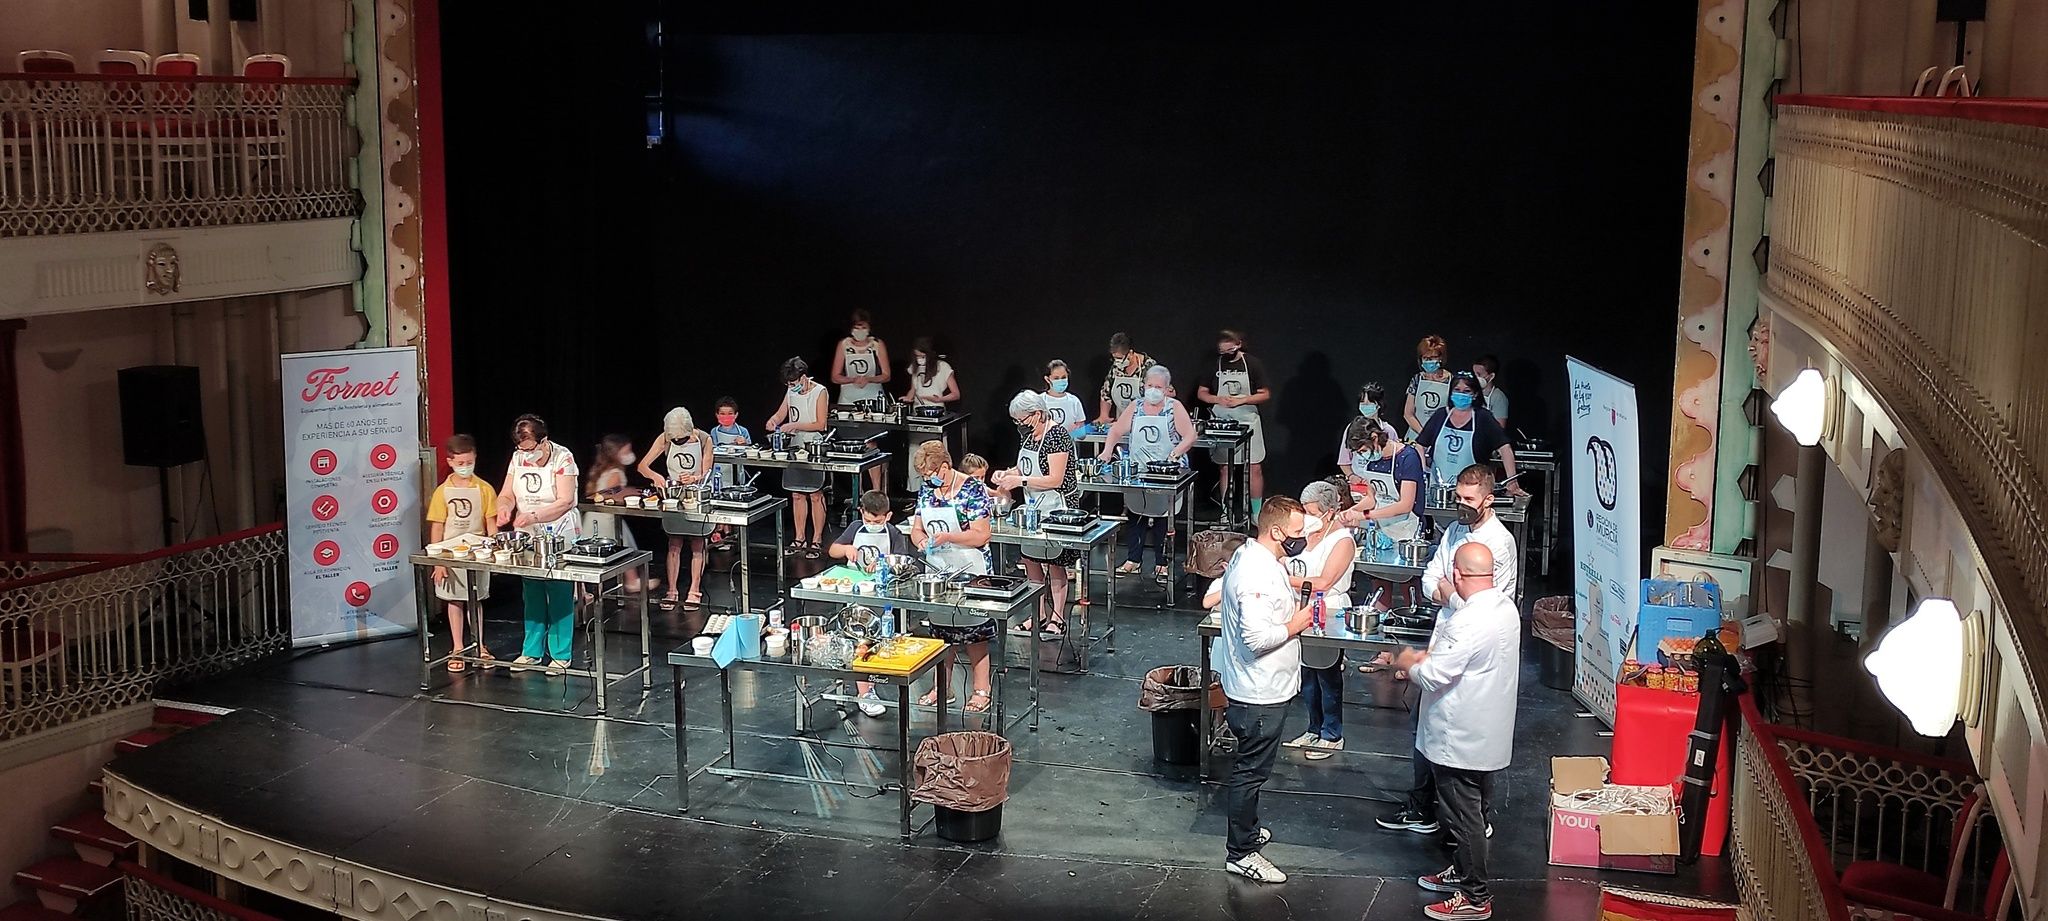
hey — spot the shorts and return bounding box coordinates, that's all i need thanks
[926,617,998,645]
[1022,544,1080,567]
[1209,414,1267,465]
[434,566,491,602]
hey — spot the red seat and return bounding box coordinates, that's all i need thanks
[1840,794,2014,920]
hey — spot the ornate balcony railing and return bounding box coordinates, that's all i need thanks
[123,860,283,921]
[0,74,357,237]
[0,525,288,741]
[1735,695,1854,921]
[0,553,124,583]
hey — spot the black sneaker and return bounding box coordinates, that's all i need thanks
[1376,809,1440,834]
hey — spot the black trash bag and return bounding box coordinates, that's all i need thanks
[911,731,1012,813]
[1139,665,1212,712]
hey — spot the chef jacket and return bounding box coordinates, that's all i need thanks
[1409,586,1521,771]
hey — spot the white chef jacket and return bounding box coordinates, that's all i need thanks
[1409,586,1520,771]
[1419,513,1518,610]
[1215,541,1301,705]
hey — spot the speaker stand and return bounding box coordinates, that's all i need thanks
[158,466,179,548]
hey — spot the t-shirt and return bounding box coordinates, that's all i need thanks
[1417,406,1510,466]
[1204,353,1270,401]
[1042,391,1087,431]
[426,478,497,525]
[709,423,752,445]
[1485,387,1510,423]
[1363,442,1427,487]
[832,520,917,556]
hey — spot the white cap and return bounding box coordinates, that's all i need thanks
[1008,390,1045,419]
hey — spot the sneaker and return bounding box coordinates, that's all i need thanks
[1418,865,1467,893]
[859,690,887,718]
[1303,738,1343,761]
[545,659,570,677]
[1424,893,1492,920]
[1280,731,1319,749]
[1376,810,1440,834]
[1486,823,1493,839]
[1224,852,1287,884]
[507,655,543,673]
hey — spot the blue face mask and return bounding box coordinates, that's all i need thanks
[1049,378,1069,394]
[1421,360,1442,374]
[1449,392,1476,410]
[1350,456,1373,479]
[1358,401,1378,418]
[926,474,945,488]
[862,522,887,533]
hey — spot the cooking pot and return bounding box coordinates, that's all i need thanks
[914,573,961,602]
[1396,539,1432,566]
[1343,606,1378,636]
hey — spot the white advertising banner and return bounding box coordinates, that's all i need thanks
[281,347,420,646]
[1567,356,1642,724]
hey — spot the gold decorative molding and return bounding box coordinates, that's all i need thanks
[375,0,425,351]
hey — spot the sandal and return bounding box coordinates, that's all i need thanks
[785,541,804,556]
[1116,562,1141,576]
[1154,566,1170,583]
[1010,619,1035,636]
[918,689,958,707]
[1039,620,1066,638]
[657,594,679,610]
[805,542,821,559]
[964,689,993,713]
[446,658,466,673]
[684,592,703,610]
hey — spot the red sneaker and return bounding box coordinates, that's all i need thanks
[1416,866,1465,893]
[1424,892,1492,920]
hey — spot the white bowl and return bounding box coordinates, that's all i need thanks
[426,546,446,558]
[624,497,642,508]
[492,550,513,564]
[661,499,681,511]
[691,636,715,655]
[764,635,788,657]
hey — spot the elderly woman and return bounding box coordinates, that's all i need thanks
[1417,372,1527,496]
[1103,364,1196,581]
[637,406,715,609]
[1282,480,1359,760]
[909,440,998,713]
[993,391,1083,638]
[494,415,582,676]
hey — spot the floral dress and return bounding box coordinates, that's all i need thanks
[916,474,998,644]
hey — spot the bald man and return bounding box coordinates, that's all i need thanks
[1391,542,1520,921]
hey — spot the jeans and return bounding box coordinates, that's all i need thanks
[1301,663,1343,741]
[1223,701,1290,861]
[1407,745,1494,825]
[1433,761,1496,903]
[1122,514,1170,566]
[520,579,576,661]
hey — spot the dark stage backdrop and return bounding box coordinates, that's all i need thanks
[442,9,1696,558]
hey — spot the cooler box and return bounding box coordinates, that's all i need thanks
[1636,579,1720,666]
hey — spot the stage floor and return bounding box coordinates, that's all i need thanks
[116,556,1736,921]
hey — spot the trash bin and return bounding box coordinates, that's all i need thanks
[911,731,1011,843]
[1538,638,1575,691]
[1531,596,1576,692]
[1140,665,1214,766]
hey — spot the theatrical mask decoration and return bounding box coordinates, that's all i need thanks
[145,243,181,296]
[1868,447,1905,553]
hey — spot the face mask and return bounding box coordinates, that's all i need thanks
[1450,392,1476,410]
[862,522,887,533]
[1049,378,1069,394]
[1279,533,1308,557]
[1219,342,1239,356]
[1143,386,1165,405]
[1457,503,1484,526]
[1358,401,1378,418]
[926,474,945,488]
[716,412,738,426]
[451,464,475,478]
[518,444,543,462]
[1301,515,1325,536]
[620,453,637,466]
[1016,421,1034,438]
[1421,360,1442,373]
[916,359,929,372]
[851,328,869,342]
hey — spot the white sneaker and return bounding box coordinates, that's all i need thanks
[508,656,542,673]
[1303,738,1344,761]
[859,691,887,717]
[1251,827,1272,848]
[545,659,570,677]
[1225,852,1287,884]
[1280,731,1319,749]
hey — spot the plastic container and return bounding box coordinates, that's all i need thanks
[1151,710,1200,765]
[936,803,1003,843]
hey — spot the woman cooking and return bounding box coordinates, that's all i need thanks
[831,309,892,492]
[1334,419,1426,543]
[1417,372,1528,496]
[1402,334,1453,437]
[909,440,998,714]
[1335,381,1402,478]
[1102,364,1196,582]
[901,337,960,408]
[1095,332,1155,425]
[1282,480,1358,761]
[1041,359,1087,435]
[766,357,831,558]
[636,406,715,609]
[494,414,581,676]
[993,391,1083,638]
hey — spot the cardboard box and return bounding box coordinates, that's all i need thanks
[1549,756,1680,874]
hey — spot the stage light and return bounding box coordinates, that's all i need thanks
[1770,368,1828,447]
[1864,598,1984,737]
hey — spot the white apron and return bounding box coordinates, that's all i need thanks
[918,501,988,575]
[910,362,953,407]
[1353,454,1420,542]
[851,525,894,572]
[1430,414,1478,486]
[1017,431,1067,560]
[434,482,492,601]
[1122,407,1182,518]
[1411,375,1451,436]
[1286,530,1354,668]
[781,386,829,492]
[510,446,581,539]
[838,340,884,405]
[665,433,706,484]
[1214,359,1257,422]
[1108,362,1144,416]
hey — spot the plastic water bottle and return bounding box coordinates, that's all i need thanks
[1363,520,1379,554]
[711,465,723,492]
[877,553,891,591]
[1313,590,1326,631]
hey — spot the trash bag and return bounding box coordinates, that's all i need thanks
[910,731,1012,813]
[1188,529,1247,578]
[1139,665,1215,712]
[1532,595,1575,652]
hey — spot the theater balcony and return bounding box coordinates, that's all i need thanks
[0,68,359,317]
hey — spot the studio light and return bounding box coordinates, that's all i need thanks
[1770,367,1828,447]
[1864,598,1982,737]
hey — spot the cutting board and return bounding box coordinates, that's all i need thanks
[821,564,878,583]
[849,636,947,676]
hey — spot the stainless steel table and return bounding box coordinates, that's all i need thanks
[1075,428,1253,529]
[1196,612,1408,781]
[578,498,787,613]
[987,515,1122,665]
[668,642,952,838]
[788,581,1046,732]
[410,550,653,712]
[1077,467,1197,605]
[1353,541,1433,582]
[715,448,892,525]
[1514,449,1560,576]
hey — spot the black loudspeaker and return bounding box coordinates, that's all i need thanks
[1937,0,1986,20]
[230,0,258,21]
[118,366,207,468]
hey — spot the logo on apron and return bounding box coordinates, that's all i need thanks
[1286,558,1307,578]
[1116,381,1135,402]
[677,450,698,470]
[1445,432,1466,456]
[846,347,872,376]
[449,497,473,518]
[1141,425,1162,445]
[857,545,881,569]
[520,472,543,494]
[1422,391,1443,410]
[924,516,955,534]
[1047,405,1065,425]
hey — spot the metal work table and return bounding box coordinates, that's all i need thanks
[1075,427,1253,529]
[1196,612,1411,781]
[410,550,652,712]
[1513,448,1560,576]
[578,498,787,613]
[828,409,971,484]
[716,448,892,525]
[668,641,953,839]
[987,515,1122,665]
[1076,466,1197,604]
[1353,541,1433,582]
[788,581,1046,732]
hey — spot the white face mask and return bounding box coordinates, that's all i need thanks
[862,521,887,533]
[620,453,636,466]
[451,464,475,478]
[1301,514,1325,536]
[851,327,870,342]
[1144,386,1165,405]
[916,358,929,372]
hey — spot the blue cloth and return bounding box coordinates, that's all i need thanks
[1302,661,1344,741]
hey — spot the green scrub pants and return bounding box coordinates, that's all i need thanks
[520,579,576,661]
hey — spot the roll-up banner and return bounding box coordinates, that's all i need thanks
[1567,356,1642,724]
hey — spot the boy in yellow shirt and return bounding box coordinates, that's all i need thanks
[427,434,497,671]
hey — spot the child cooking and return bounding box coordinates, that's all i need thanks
[427,434,495,671]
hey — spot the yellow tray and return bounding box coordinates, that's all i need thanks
[848,636,948,676]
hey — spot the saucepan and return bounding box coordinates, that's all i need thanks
[1343,605,1379,636]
